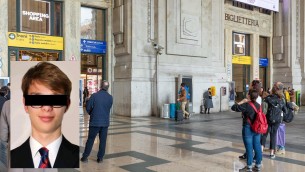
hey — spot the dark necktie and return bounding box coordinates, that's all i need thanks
[38,147,51,168]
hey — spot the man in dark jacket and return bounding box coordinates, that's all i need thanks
[81,81,113,163]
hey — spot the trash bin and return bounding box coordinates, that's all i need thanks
[161,104,170,118]
[163,104,170,118]
[170,103,176,118]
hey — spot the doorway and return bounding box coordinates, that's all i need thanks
[232,64,250,101]
[80,54,104,96]
[182,77,192,102]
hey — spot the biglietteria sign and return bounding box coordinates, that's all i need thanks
[225,13,259,27]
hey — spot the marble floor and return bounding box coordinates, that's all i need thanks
[78,108,305,172]
[1,108,305,172]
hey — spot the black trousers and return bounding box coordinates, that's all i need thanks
[261,122,280,150]
[204,108,210,114]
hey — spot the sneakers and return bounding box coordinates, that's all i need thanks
[80,157,88,163]
[239,154,247,159]
[253,166,261,171]
[276,149,285,155]
[239,166,252,172]
[270,154,276,159]
[97,158,103,163]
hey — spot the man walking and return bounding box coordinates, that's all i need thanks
[81,81,113,163]
[177,83,189,119]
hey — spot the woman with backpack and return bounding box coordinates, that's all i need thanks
[261,82,287,159]
[231,89,262,172]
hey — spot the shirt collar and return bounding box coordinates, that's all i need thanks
[30,135,63,167]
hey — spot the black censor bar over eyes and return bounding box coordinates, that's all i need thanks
[24,95,69,106]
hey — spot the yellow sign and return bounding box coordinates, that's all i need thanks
[210,86,216,96]
[8,32,63,50]
[232,55,252,65]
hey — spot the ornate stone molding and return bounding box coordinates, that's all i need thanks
[147,0,153,42]
[113,0,131,56]
[296,0,300,64]
[167,0,207,57]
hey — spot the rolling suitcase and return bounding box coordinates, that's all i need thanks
[200,105,204,114]
[175,110,184,121]
[175,102,183,121]
[200,99,205,114]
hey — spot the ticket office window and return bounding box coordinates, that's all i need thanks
[232,33,251,100]
[8,0,63,36]
[233,33,250,56]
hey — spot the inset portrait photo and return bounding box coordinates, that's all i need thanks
[10,61,80,168]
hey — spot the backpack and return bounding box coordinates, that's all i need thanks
[266,95,283,124]
[185,86,190,100]
[261,98,268,115]
[283,102,294,123]
[248,102,268,134]
[178,87,190,100]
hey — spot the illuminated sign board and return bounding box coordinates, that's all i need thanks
[8,32,63,50]
[81,39,107,54]
[259,58,269,67]
[234,0,279,12]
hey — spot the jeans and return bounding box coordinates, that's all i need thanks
[261,122,280,150]
[82,126,109,159]
[242,124,262,167]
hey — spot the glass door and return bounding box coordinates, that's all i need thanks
[81,54,103,96]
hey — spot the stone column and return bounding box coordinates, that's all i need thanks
[225,29,233,81]
[267,37,273,89]
[113,0,133,117]
[63,0,81,61]
[0,0,8,76]
[250,33,260,80]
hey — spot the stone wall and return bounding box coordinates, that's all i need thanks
[113,0,227,117]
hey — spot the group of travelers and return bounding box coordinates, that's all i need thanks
[177,83,214,119]
[231,80,298,172]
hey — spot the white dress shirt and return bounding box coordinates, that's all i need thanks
[30,135,62,168]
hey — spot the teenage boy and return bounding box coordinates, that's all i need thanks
[11,62,79,168]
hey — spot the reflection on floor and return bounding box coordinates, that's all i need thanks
[1,108,304,172]
[79,108,305,172]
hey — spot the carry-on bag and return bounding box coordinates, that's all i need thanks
[276,123,286,147]
[200,99,205,114]
[175,110,184,121]
[175,102,183,121]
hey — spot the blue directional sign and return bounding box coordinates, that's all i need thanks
[259,58,268,67]
[80,39,107,54]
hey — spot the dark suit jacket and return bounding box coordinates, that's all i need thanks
[11,136,79,168]
[86,90,113,127]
